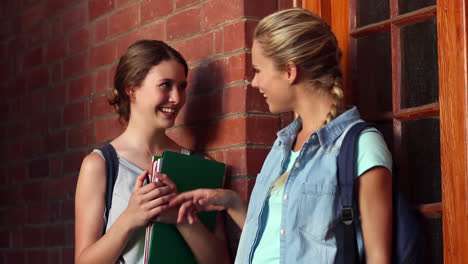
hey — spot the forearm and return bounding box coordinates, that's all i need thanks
[176,222,231,264]
[226,198,247,229]
[75,215,134,264]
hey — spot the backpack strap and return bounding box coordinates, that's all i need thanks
[99,144,119,234]
[338,121,375,264]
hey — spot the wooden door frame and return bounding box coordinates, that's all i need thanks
[303,0,468,262]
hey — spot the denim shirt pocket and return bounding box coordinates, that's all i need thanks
[298,183,339,241]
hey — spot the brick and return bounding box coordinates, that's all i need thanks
[66,223,75,246]
[48,201,61,223]
[49,16,63,37]
[0,230,10,248]
[62,247,74,263]
[61,200,74,221]
[52,62,62,83]
[225,177,256,201]
[173,32,213,64]
[22,227,43,248]
[7,77,26,100]
[21,91,47,116]
[49,156,63,177]
[44,175,78,200]
[68,74,94,101]
[117,21,165,56]
[175,90,222,126]
[27,203,49,224]
[64,101,88,126]
[63,151,86,174]
[94,118,108,143]
[91,94,113,118]
[26,66,50,91]
[176,0,198,9]
[28,159,50,179]
[28,112,49,135]
[109,3,140,36]
[24,135,47,160]
[6,119,28,141]
[62,2,88,33]
[48,108,63,130]
[67,122,94,148]
[246,115,279,144]
[89,0,115,21]
[63,51,89,79]
[6,206,26,227]
[95,115,124,143]
[108,115,125,139]
[45,36,66,63]
[21,47,43,73]
[45,0,68,17]
[186,61,223,94]
[224,20,257,53]
[246,84,269,112]
[280,112,294,129]
[225,53,249,84]
[28,250,48,264]
[93,18,109,43]
[7,164,28,184]
[90,40,117,68]
[202,0,243,30]
[46,83,67,107]
[95,67,109,93]
[5,250,26,263]
[0,187,13,207]
[244,0,277,18]
[21,1,45,32]
[141,0,173,24]
[214,29,223,54]
[21,182,44,202]
[117,0,138,7]
[44,224,66,246]
[224,148,248,176]
[167,7,200,41]
[246,147,270,175]
[279,0,295,9]
[48,248,62,264]
[223,85,247,114]
[67,26,92,55]
[0,1,19,20]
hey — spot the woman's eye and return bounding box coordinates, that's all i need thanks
[160,82,170,89]
[179,83,187,91]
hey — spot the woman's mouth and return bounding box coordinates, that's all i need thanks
[158,107,178,117]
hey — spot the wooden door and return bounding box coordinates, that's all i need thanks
[303,0,468,263]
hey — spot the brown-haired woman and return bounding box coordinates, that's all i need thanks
[74,40,231,264]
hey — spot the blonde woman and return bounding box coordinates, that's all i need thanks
[170,8,393,264]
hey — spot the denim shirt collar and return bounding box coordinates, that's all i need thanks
[276,106,361,148]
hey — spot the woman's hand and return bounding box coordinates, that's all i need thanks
[121,170,176,229]
[169,189,246,227]
[152,172,181,224]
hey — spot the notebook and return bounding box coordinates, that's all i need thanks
[144,150,226,264]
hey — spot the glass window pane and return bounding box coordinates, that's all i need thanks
[399,0,436,14]
[401,18,439,109]
[422,216,443,264]
[356,0,390,27]
[356,32,393,115]
[400,117,441,204]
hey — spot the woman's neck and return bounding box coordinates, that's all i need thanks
[118,117,176,156]
[294,86,335,135]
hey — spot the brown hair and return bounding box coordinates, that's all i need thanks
[109,40,188,124]
[254,8,344,124]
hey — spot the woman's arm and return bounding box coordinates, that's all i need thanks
[170,188,248,228]
[175,212,231,264]
[75,153,175,264]
[355,166,393,264]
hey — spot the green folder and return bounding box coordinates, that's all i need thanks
[147,150,226,264]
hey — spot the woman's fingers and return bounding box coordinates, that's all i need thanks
[177,200,194,223]
[133,170,149,191]
[155,173,177,192]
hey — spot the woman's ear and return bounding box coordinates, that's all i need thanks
[286,62,298,84]
[126,87,135,100]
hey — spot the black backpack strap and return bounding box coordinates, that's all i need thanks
[338,121,376,264]
[99,144,119,234]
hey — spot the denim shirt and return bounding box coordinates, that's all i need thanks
[235,107,366,264]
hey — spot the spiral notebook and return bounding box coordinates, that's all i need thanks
[143,150,226,264]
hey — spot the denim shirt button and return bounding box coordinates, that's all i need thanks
[295,162,300,168]
[283,194,288,200]
[280,229,285,235]
[311,134,317,140]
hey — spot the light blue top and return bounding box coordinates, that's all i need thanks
[234,107,392,264]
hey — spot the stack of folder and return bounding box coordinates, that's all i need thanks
[143,150,226,264]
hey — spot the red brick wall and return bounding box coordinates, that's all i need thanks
[0,0,297,262]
